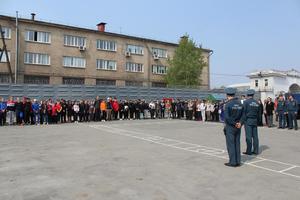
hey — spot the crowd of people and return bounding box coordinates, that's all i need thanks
[0,96,224,126]
[0,94,298,130]
[255,94,298,130]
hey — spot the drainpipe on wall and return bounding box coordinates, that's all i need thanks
[15,11,19,84]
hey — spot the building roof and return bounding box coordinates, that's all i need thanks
[0,15,212,53]
[227,83,250,88]
[248,69,300,78]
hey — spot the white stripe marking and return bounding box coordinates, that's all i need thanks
[87,124,300,179]
[279,166,297,173]
[245,159,266,164]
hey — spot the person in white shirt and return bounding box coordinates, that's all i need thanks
[73,102,80,123]
[206,102,215,121]
[149,101,156,119]
[200,100,206,122]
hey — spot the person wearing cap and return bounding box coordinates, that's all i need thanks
[286,94,298,130]
[223,87,244,167]
[275,94,287,129]
[241,89,260,155]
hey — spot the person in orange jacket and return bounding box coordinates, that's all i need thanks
[100,99,107,121]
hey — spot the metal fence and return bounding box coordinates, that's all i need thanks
[0,84,227,100]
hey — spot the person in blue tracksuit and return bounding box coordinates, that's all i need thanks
[242,89,260,155]
[276,95,287,129]
[224,88,244,167]
[0,97,7,126]
[286,95,298,130]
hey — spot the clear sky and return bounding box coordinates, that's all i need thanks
[1,0,300,87]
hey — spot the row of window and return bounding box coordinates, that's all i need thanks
[1,51,167,74]
[1,27,168,57]
[254,79,268,87]
[0,74,166,87]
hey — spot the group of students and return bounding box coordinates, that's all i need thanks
[0,95,226,126]
[0,94,297,129]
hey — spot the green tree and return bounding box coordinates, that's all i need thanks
[166,35,206,87]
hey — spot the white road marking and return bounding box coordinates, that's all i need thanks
[279,166,298,173]
[87,124,300,179]
[245,159,266,164]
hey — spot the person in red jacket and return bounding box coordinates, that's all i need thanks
[112,98,119,120]
[55,100,62,123]
[51,101,58,124]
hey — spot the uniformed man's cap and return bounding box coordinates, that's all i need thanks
[224,87,236,96]
[246,89,255,96]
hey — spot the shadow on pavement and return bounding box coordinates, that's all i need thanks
[241,145,270,163]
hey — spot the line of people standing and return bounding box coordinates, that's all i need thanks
[0,95,225,126]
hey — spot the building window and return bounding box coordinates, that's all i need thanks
[64,35,86,47]
[264,79,268,87]
[96,79,116,86]
[255,80,258,87]
[126,62,144,73]
[24,75,49,84]
[25,30,51,43]
[152,48,167,58]
[0,74,10,83]
[1,27,11,39]
[63,56,86,68]
[0,51,10,62]
[126,44,144,55]
[152,82,167,88]
[97,40,117,51]
[125,81,143,87]
[96,59,117,71]
[152,65,167,75]
[24,52,50,65]
[63,77,84,85]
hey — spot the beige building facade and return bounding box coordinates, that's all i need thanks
[0,14,212,89]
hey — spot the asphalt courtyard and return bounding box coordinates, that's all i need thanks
[0,119,300,200]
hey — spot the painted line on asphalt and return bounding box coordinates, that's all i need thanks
[245,159,266,164]
[87,124,300,179]
[279,166,298,173]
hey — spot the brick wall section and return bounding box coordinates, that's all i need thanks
[0,15,211,89]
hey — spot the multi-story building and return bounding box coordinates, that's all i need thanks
[248,69,300,100]
[0,14,212,89]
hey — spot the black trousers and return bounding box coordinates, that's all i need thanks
[95,109,101,121]
[61,112,66,123]
[24,111,31,124]
[101,111,107,120]
[0,111,4,126]
[124,110,129,119]
[135,110,140,119]
[130,110,134,119]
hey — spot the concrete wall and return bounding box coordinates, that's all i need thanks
[0,84,221,101]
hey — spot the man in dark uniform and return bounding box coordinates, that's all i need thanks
[242,89,260,155]
[286,94,298,130]
[276,94,287,129]
[224,88,244,167]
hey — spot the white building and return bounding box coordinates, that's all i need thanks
[248,69,300,100]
